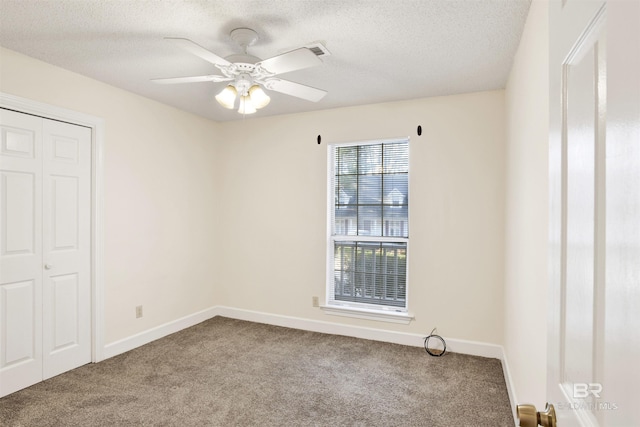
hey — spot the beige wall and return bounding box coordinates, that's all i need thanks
[1,46,507,348]
[216,91,507,344]
[504,0,549,407]
[0,47,221,344]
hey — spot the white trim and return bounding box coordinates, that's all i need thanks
[102,304,504,359]
[213,306,503,358]
[0,92,106,363]
[320,304,414,324]
[103,307,219,359]
[332,235,409,243]
[326,145,334,306]
[326,138,411,314]
[501,351,519,426]
[326,136,411,148]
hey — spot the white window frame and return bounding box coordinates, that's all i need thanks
[323,138,414,324]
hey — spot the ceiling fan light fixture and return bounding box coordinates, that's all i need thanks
[154,29,328,115]
[215,85,237,109]
[249,85,270,109]
[238,95,257,114]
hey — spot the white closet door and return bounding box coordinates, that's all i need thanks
[0,109,44,397]
[0,109,91,396]
[41,118,91,380]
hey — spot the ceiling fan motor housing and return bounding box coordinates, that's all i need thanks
[224,54,260,64]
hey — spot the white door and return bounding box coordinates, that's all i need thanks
[0,110,44,397]
[0,108,92,397]
[548,0,640,426]
[41,118,92,379]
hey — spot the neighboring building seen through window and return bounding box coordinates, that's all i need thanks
[328,139,409,311]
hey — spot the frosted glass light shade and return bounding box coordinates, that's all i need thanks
[249,85,270,109]
[238,95,257,114]
[215,85,237,109]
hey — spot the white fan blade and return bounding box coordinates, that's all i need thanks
[151,75,231,84]
[263,78,327,102]
[257,48,322,75]
[165,37,231,67]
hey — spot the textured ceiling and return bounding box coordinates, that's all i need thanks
[0,0,531,122]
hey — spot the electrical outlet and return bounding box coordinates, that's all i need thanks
[136,305,143,318]
[312,296,319,307]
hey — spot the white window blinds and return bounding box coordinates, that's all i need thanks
[328,139,409,311]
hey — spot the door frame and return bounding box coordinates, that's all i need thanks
[1,92,105,363]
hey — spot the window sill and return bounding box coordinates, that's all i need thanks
[320,304,414,324]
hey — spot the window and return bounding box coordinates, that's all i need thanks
[327,139,409,313]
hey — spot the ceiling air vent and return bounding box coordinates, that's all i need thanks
[305,42,331,57]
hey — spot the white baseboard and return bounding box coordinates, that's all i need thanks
[101,304,517,425]
[213,305,505,359]
[102,306,218,359]
[500,351,519,426]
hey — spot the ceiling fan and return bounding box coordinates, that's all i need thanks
[152,28,327,114]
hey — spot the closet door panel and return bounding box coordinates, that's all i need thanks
[42,118,91,380]
[0,109,43,397]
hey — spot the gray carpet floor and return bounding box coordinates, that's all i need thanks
[0,317,514,426]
